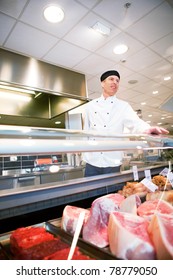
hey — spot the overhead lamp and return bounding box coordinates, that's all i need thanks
[92,22,111,36]
[164,76,171,81]
[0,91,32,102]
[0,84,35,94]
[113,44,128,54]
[43,5,64,23]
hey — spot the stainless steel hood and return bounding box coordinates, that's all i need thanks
[0,49,88,128]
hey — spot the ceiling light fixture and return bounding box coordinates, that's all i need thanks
[164,76,171,81]
[0,91,32,102]
[0,84,35,94]
[43,5,64,23]
[92,22,111,36]
[152,90,158,94]
[113,44,128,54]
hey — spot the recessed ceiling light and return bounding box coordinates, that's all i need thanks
[55,121,61,124]
[113,44,128,54]
[92,22,111,36]
[141,102,146,105]
[152,90,158,94]
[43,6,64,23]
[148,114,152,117]
[164,76,171,81]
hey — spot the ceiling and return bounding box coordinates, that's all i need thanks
[0,0,173,132]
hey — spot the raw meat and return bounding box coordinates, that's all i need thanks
[137,199,173,218]
[108,211,156,260]
[13,238,69,260]
[82,193,125,248]
[61,205,90,235]
[120,194,141,215]
[44,247,94,260]
[146,190,173,205]
[148,213,173,259]
[10,226,54,256]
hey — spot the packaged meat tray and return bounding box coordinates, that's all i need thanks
[0,221,117,260]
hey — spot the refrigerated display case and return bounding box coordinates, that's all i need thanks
[0,125,172,231]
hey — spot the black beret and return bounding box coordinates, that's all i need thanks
[100,70,120,81]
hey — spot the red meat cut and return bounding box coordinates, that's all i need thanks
[148,213,173,259]
[137,199,173,218]
[10,226,54,256]
[61,205,90,235]
[108,211,156,260]
[13,237,69,260]
[82,193,125,248]
[44,247,94,260]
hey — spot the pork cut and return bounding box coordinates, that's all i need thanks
[148,213,173,259]
[120,194,141,215]
[108,211,156,260]
[137,199,173,218]
[82,193,125,248]
[61,205,90,235]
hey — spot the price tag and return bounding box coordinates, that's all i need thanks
[167,172,173,187]
[144,169,151,181]
[132,165,138,181]
[160,167,169,177]
[141,178,158,192]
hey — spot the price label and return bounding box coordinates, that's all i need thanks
[141,178,158,192]
[167,172,173,187]
[132,165,138,181]
[160,167,169,177]
[144,169,151,181]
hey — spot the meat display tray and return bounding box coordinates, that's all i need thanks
[0,221,117,260]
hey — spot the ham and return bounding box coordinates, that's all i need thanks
[120,194,141,215]
[108,211,156,260]
[148,213,173,259]
[137,199,173,218]
[82,193,125,248]
[61,205,90,235]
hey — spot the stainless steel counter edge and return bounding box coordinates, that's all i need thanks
[0,164,167,220]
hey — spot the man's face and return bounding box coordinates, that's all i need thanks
[101,75,120,96]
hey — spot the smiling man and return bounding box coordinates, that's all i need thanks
[82,70,169,177]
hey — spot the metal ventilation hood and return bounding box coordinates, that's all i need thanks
[0,49,88,128]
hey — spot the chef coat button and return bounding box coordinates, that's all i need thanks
[94,124,96,126]
[107,112,109,114]
[95,112,97,114]
[104,125,106,127]
[111,101,113,103]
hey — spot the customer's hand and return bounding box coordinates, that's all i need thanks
[143,126,169,135]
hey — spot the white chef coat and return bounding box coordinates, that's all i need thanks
[82,95,150,168]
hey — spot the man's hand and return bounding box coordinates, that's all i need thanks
[144,126,169,135]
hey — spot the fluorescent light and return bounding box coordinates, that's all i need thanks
[92,22,111,36]
[164,76,171,81]
[113,44,128,54]
[0,91,31,102]
[0,84,35,94]
[43,6,64,23]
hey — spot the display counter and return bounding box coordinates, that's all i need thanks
[0,125,172,232]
